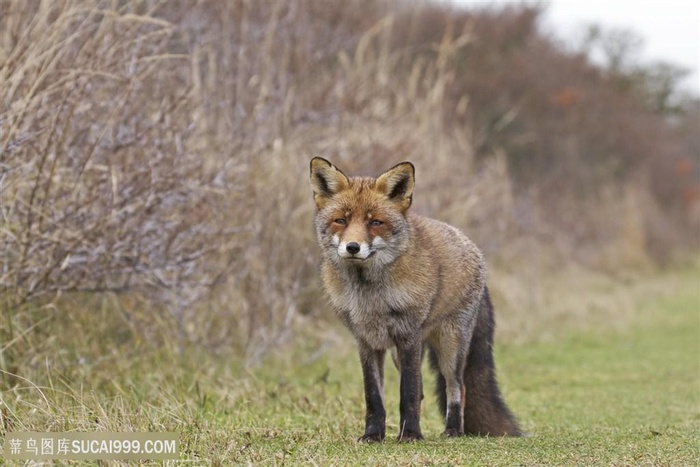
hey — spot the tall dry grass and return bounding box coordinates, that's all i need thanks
[0,1,242,371]
[1,0,696,377]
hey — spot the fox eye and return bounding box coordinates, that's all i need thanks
[370,219,383,227]
[333,218,346,225]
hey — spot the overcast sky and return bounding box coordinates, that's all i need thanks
[452,0,700,95]
[544,0,699,94]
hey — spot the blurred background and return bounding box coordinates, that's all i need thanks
[1,0,698,375]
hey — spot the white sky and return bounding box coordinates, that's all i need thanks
[451,0,700,95]
[544,0,699,95]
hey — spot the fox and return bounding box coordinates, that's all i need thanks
[309,157,522,442]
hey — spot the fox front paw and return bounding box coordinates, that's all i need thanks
[442,428,464,437]
[397,430,424,442]
[358,432,385,443]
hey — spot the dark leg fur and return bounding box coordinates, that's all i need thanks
[358,345,386,442]
[396,338,424,442]
[430,287,522,437]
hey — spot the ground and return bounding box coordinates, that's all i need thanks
[1,267,698,465]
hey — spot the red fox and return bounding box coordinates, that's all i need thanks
[309,157,522,442]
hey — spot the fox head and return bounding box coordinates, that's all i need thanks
[309,157,415,266]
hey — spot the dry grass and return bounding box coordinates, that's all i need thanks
[0,0,697,377]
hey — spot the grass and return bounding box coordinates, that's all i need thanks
[1,267,698,465]
[1,2,697,465]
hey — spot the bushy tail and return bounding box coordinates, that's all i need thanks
[429,286,522,436]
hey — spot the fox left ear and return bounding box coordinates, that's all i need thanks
[376,162,415,211]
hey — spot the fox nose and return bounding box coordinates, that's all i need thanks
[346,242,361,254]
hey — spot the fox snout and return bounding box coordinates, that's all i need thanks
[333,234,373,260]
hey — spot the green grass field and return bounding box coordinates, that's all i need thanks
[2,268,698,465]
[199,271,699,466]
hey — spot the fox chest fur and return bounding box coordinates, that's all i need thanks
[318,219,485,351]
[321,260,434,349]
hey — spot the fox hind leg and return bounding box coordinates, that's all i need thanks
[428,348,447,417]
[429,329,471,437]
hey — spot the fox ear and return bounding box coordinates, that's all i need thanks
[376,162,415,211]
[310,157,350,209]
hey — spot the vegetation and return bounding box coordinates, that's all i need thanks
[0,1,698,464]
[2,267,697,465]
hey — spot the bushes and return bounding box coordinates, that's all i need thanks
[1,1,696,369]
[0,1,233,311]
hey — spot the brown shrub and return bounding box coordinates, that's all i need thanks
[1,1,695,370]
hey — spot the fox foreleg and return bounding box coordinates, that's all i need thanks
[395,336,424,442]
[357,343,386,443]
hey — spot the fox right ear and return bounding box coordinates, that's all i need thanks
[376,161,415,212]
[310,157,350,209]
